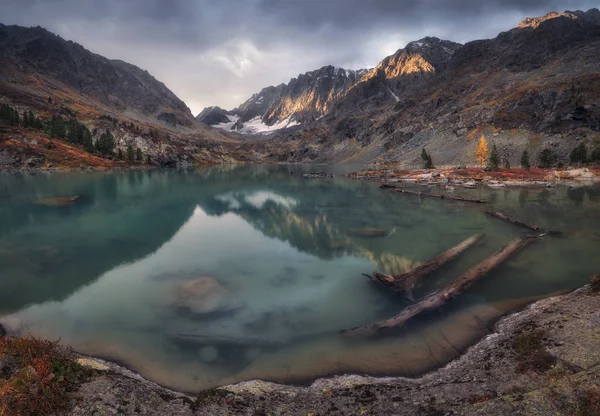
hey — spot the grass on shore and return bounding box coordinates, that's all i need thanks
[0,336,92,416]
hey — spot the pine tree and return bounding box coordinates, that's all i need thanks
[96,129,115,156]
[67,120,82,144]
[570,142,588,165]
[538,149,556,168]
[590,146,600,164]
[127,145,134,162]
[421,148,434,169]
[504,158,511,169]
[136,148,142,162]
[488,144,500,171]
[22,111,29,128]
[118,148,124,160]
[49,116,66,139]
[83,131,95,153]
[521,150,530,170]
[475,135,489,167]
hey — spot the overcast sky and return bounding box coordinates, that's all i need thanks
[0,0,597,115]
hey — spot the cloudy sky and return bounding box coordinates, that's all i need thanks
[0,0,597,114]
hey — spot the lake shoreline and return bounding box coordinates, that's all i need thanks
[347,166,600,188]
[4,280,598,415]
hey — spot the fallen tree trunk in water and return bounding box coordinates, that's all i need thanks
[484,210,540,231]
[341,234,545,338]
[366,234,482,300]
[167,333,286,348]
[381,185,487,204]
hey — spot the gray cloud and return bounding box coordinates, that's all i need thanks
[0,0,598,114]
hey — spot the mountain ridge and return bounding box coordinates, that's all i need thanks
[247,8,600,166]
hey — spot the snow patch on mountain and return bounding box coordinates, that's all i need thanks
[212,115,300,135]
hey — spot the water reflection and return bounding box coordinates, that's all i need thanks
[0,165,599,392]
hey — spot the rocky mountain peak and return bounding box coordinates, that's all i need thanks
[203,64,369,134]
[518,8,600,29]
[196,106,232,126]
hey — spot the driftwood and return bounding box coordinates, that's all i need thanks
[303,172,334,179]
[381,185,487,204]
[341,234,545,338]
[484,210,540,231]
[365,234,482,300]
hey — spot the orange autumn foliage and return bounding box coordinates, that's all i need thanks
[475,135,489,167]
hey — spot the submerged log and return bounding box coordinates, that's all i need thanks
[167,333,286,348]
[34,195,80,206]
[366,234,482,300]
[303,172,334,179]
[381,185,487,204]
[484,210,539,231]
[349,228,388,237]
[341,234,545,338]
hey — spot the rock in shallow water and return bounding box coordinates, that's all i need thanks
[198,346,219,362]
[171,277,243,315]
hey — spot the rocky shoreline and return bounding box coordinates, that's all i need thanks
[348,167,600,189]
[3,280,595,415]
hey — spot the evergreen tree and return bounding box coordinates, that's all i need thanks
[49,116,66,139]
[0,104,21,125]
[83,131,95,153]
[590,146,600,164]
[136,147,143,162]
[118,148,124,160]
[28,110,35,126]
[126,145,134,162]
[538,149,556,168]
[22,111,29,128]
[488,144,500,171]
[570,142,588,165]
[521,150,531,170]
[66,120,82,144]
[96,129,115,156]
[146,155,152,164]
[421,148,434,169]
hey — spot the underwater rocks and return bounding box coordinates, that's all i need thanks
[170,277,243,315]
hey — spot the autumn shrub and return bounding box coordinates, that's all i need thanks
[0,336,90,416]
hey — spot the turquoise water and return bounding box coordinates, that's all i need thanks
[0,165,599,392]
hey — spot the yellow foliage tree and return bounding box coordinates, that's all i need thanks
[475,135,489,167]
